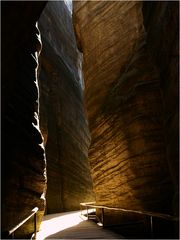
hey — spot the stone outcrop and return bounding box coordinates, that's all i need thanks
[38,1,94,213]
[2,2,47,238]
[73,0,178,219]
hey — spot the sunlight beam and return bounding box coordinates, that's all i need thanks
[36,211,84,240]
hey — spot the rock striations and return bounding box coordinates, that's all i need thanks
[2,2,47,238]
[38,1,94,214]
[73,1,145,125]
[143,1,179,216]
[73,0,178,220]
[2,1,178,238]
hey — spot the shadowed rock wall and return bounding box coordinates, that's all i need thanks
[2,2,47,238]
[38,1,94,213]
[143,1,179,216]
[73,0,178,218]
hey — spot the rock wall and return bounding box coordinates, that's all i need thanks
[38,1,94,214]
[73,0,178,217]
[143,1,179,216]
[2,2,47,238]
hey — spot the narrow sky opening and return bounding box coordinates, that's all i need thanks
[64,0,72,14]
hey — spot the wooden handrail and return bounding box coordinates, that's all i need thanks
[80,202,179,238]
[80,202,178,221]
[3,207,39,239]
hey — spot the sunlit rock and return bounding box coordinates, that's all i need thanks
[73,0,178,220]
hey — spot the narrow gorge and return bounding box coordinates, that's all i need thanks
[2,1,179,239]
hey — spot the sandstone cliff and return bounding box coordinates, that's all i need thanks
[143,1,179,216]
[2,2,47,237]
[73,0,178,219]
[2,1,178,238]
[38,1,94,213]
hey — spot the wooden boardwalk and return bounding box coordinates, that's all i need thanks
[36,211,125,239]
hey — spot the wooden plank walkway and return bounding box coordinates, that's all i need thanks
[36,210,125,239]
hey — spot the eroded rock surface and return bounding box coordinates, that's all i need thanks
[2,2,47,237]
[73,1,145,125]
[38,1,94,213]
[143,1,179,216]
[73,0,178,217]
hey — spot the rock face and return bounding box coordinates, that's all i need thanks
[38,1,94,213]
[73,0,178,218]
[73,1,145,124]
[143,1,179,216]
[2,2,47,238]
[2,0,178,238]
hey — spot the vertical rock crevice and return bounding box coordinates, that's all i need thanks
[38,1,94,214]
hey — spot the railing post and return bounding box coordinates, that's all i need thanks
[80,204,82,215]
[150,216,153,239]
[34,212,37,239]
[11,232,15,239]
[101,208,104,227]
[87,206,89,220]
